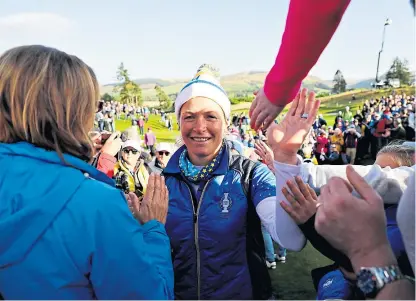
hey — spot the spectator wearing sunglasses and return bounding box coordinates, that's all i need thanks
[113,139,152,198]
[152,143,172,174]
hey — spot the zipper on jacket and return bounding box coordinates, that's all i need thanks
[195,179,212,300]
[183,179,212,300]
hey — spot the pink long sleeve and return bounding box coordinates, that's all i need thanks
[264,0,351,106]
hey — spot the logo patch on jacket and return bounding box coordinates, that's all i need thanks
[219,192,232,217]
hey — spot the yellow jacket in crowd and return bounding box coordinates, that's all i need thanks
[330,134,344,153]
[114,160,150,197]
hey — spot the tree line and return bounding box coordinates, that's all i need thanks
[102,57,413,106]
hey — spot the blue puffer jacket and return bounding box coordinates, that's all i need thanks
[163,144,276,300]
[0,142,174,300]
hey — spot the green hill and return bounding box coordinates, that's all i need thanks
[100,71,332,100]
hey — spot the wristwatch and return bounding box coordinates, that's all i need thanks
[356,265,404,298]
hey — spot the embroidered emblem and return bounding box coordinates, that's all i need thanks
[219,192,232,214]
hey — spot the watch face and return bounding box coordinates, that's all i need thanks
[357,270,377,295]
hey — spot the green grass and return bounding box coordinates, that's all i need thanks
[271,243,332,299]
[115,114,180,143]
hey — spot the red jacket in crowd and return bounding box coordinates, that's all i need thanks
[316,136,329,154]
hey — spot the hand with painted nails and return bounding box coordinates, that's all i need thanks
[266,88,320,165]
[127,173,169,225]
[280,176,319,225]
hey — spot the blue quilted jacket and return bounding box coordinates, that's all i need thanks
[163,144,276,300]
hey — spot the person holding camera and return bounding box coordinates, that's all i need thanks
[94,132,153,198]
[113,139,152,197]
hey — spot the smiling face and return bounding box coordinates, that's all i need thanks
[180,97,226,166]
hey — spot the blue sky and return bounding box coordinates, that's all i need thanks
[0,0,414,85]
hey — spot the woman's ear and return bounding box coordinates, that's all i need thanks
[223,118,230,130]
[223,120,229,137]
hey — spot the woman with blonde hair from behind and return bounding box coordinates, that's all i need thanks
[0,45,173,299]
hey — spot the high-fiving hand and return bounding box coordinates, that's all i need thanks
[266,88,320,164]
[249,88,285,131]
[127,173,169,225]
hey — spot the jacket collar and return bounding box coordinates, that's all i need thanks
[0,142,115,186]
[164,140,231,176]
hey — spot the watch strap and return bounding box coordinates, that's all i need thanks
[371,265,404,289]
[357,265,404,298]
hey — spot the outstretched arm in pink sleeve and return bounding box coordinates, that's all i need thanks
[264,0,351,106]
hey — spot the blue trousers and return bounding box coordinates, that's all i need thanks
[261,224,287,262]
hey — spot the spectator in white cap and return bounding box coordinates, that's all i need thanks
[152,142,172,173]
[112,139,152,197]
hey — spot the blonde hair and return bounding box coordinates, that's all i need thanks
[0,45,99,161]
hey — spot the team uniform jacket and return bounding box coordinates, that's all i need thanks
[163,143,276,300]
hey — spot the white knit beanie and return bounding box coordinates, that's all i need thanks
[175,64,230,122]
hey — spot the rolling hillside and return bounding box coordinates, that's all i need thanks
[101,70,408,101]
[100,71,333,100]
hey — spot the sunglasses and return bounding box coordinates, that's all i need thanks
[123,149,139,155]
[158,151,170,156]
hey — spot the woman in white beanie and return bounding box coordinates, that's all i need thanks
[162,64,278,300]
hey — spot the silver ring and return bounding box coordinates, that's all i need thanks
[301,113,309,119]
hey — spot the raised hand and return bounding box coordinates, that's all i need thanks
[249,88,285,131]
[127,173,169,225]
[280,176,318,225]
[267,88,320,164]
[254,140,275,172]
